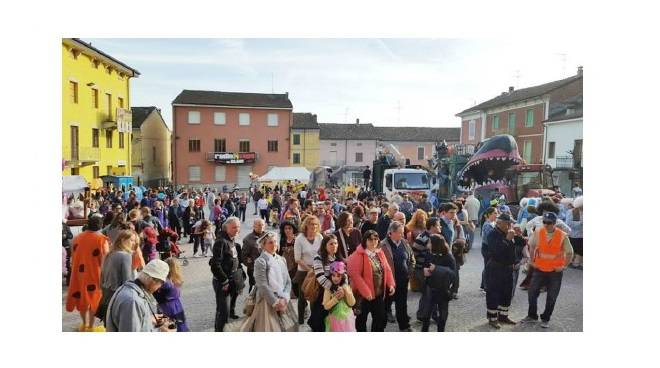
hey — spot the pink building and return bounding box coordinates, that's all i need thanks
[172,90,293,188]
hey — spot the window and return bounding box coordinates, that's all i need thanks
[93,166,100,179]
[69,81,78,104]
[355,152,363,162]
[70,126,79,160]
[293,153,301,164]
[214,166,226,182]
[293,134,301,145]
[492,115,500,130]
[106,165,113,175]
[106,93,112,118]
[91,88,98,108]
[188,166,201,182]
[330,142,337,147]
[188,111,200,124]
[188,139,201,152]
[468,120,476,140]
[523,140,532,163]
[239,140,250,152]
[119,132,125,149]
[268,140,279,152]
[267,113,279,126]
[118,97,124,109]
[214,139,226,152]
[394,172,430,190]
[92,129,99,147]
[152,146,156,162]
[548,142,556,159]
[214,112,226,125]
[357,142,362,147]
[71,168,79,175]
[239,113,250,126]
[508,113,516,129]
[525,109,534,127]
[417,146,425,160]
[106,130,113,148]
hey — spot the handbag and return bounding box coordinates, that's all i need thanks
[301,269,320,302]
[243,286,257,316]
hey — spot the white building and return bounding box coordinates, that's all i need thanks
[543,95,583,194]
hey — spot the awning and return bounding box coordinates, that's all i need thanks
[258,166,311,183]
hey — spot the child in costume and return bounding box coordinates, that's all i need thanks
[322,261,356,332]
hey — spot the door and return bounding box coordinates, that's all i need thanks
[329,151,337,166]
[70,126,79,160]
[237,165,252,188]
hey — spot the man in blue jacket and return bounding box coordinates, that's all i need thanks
[484,213,518,329]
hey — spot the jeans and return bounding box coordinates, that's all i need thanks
[259,209,270,225]
[356,296,386,332]
[247,269,256,293]
[212,277,238,332]
[387,278,410,330]
[451,263,460,295]
[238,206,246,222]
[421,296,449,332]
[511,266,520,298]
[293,270,308,324]
[527,268,563,322]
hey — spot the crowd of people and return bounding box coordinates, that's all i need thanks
[62,181,583,332]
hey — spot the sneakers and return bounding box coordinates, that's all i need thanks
[540,320,550,328]
[229,312,240,319]
[451,293,459,300]
[498,316,517,325]
[387,312,396,323]
[488,320,501,329]
[520,316,538,324]
[400,327,414,332]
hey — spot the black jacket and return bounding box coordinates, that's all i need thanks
[167,206,181,228]
[62,223,73,248]
[376,215,392,240]
[485,226,516,266]
[209,231,240,285]
[223,200,236,218]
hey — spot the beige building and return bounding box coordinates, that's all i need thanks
[131,107,172,187]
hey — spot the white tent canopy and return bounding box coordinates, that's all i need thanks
[62,175,89,195]
[258,166,311,183]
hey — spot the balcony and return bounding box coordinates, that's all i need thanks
[63,146,100,167]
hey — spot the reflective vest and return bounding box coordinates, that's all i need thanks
[532,228,566,272]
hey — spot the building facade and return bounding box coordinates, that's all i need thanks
[290,113,320,170]
[62,38,140,183]
[131,107,172,187]
[457,67,583,165]
[319,122,379,168]
[543,95,583,194]
[172,90,292,188]
[376,126,460,167]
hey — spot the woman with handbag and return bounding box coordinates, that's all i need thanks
[240,232,297,332]
[293,216,323,325]
[309,235,344,331]
[334,211,362,259]
[346,230,396,332]
[98,229,138,325]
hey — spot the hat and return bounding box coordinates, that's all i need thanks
[498,204,511,214]
[142,259,170,282]
[543,212,558,223]
[496,213,514,223]
[329,261,346,274]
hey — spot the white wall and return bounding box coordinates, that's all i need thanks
[346,140,377,166]
[544,118,583,167]
[319,140,347,166]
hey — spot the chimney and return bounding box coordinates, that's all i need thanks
[356,118,360,125]
[577,66,583,76]
[509,86,514,93]
[285,92,289,98]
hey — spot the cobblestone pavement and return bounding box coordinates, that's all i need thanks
[62,204,583,332]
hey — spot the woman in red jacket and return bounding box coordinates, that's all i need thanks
[346,230,395,332]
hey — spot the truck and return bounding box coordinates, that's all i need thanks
[371,144,433,201]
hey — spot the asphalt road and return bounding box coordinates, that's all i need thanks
[62,205,583,332]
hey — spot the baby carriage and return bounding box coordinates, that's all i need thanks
[158,227,189,266]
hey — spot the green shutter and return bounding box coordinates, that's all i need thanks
[492,115,499,130]
[526,109,534,127]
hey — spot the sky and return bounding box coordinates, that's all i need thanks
[86,38,584,129]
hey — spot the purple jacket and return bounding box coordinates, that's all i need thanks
[153,280,189,332]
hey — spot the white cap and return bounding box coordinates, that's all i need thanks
[141,259,169,282]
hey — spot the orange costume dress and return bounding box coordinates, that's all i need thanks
[65,231,108,313]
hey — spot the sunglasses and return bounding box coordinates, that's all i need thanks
[542,221,555,225]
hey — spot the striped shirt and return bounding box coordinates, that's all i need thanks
[313,254,336,290]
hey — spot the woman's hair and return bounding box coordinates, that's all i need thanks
[429,234,449,255]
[128,209,140,221]
[113,229,139,253]
[319,234,341,265]
[425,217,439,230]
[165,257,183,287]
[258,232,279,250]
[481,207,498,227]
[200,219,211,232]
[300,215,320,237]
[407,209,428,232]
[111,212,127,227]
[336,211,353,229]
[352,205,365,219]
[537,201,560,215]
[279,221,299,248]
[361,230,379,248]
[103,212,115,227]
[454,201,464,212]
[526,205,537,215]
[87,215,104,232]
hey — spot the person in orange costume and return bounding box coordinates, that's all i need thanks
[65,216,110,332]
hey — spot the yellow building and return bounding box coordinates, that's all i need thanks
[291,113,320,170]
[62,38,140,184]
[131,106,172,187]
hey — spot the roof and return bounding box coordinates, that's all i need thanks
[375,126,460,142]
[131,107,157,129]
[292,113,320,129]
[68,38,140,76]
[319,123,460,142]
[319,123,377,140]
[544,94,583,123]
[458,74,582,116]
[172,90,292,108]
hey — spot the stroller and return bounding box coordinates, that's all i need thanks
[158,227,189,266]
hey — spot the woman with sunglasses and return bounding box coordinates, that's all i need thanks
[346,230,395,332]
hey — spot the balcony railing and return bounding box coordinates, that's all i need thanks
[555,155,575,169]
[63,146,100,166]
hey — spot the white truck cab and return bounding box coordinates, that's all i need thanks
[383,168,431,201]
